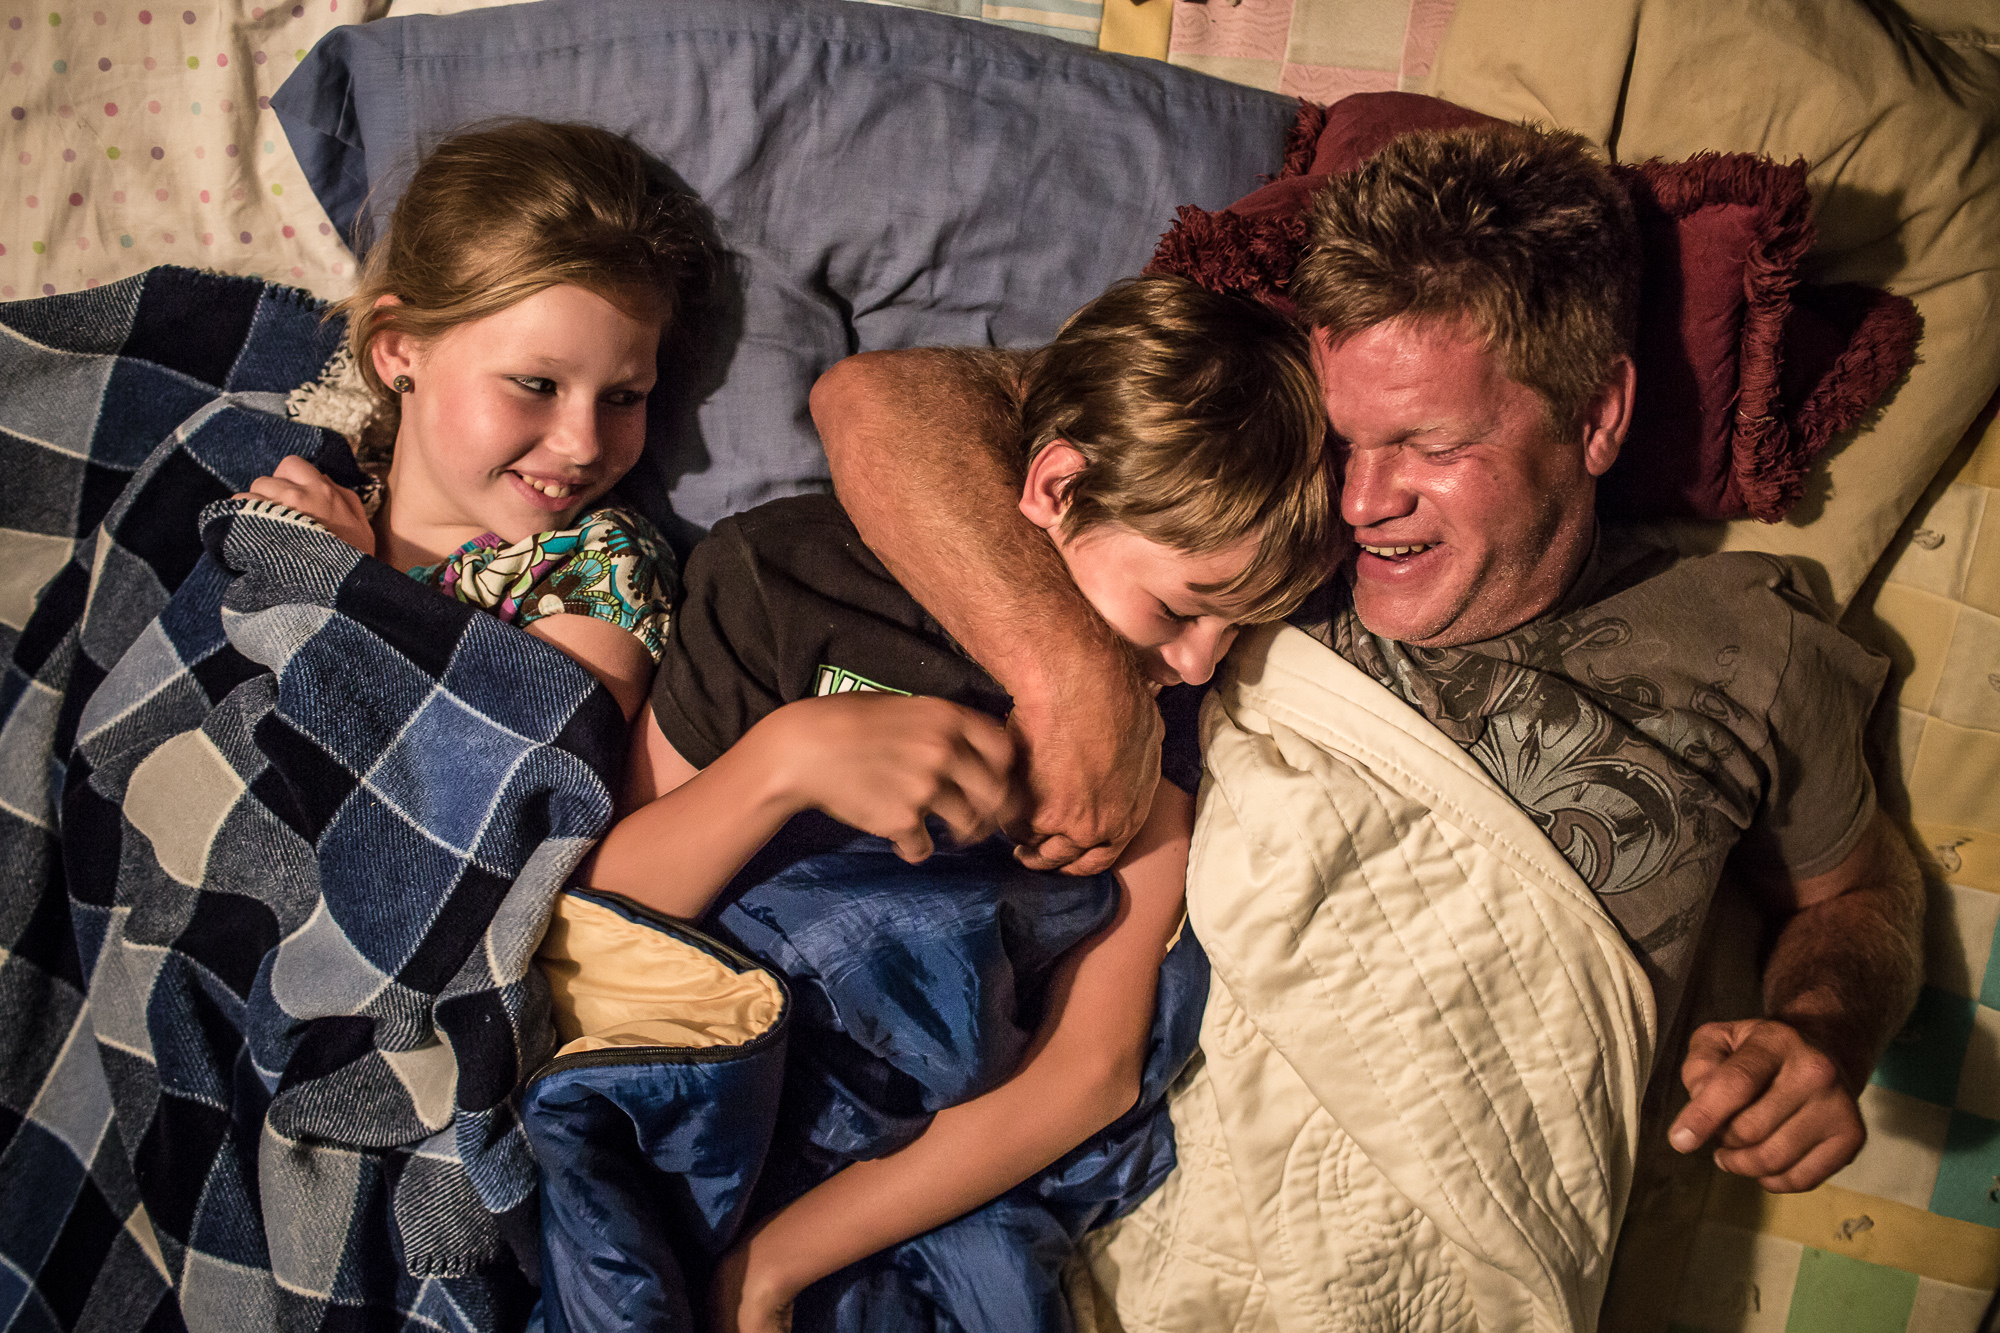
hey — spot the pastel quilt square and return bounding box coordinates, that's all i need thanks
[1668,1222,1803,1331]
[1953,1002,2000,1122]
[1782,1249,1919,1333]
[1932,607,2000,733]
[1923,880,2000,1000]
[1871,985,1976,1107]
[1832,1085,1948,1210]
[1929,1107,2000,1226]
[1909,1275,1993,1332]
[1169,0,1293,62]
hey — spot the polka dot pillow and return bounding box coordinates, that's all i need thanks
[3,0,367,301]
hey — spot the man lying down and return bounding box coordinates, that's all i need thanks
[812,122,1927,1329]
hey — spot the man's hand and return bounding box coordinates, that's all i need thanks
[236,455,376,556]
[1676,809,1923,1194]
[814,349,1162,873]
[1669,1018,1865,1193]
[1005,657,1161,874]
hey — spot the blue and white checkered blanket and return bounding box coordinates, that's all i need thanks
[2,268,623,1330]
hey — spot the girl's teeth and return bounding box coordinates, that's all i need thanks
[522,476,574,498]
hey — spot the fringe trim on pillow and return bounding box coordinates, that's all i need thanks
[1146,205,1308,302]
[1280,100,1329,179]
[1148,100,1325,297]
[1741,287,1923,520]
[1619,154,1817,521]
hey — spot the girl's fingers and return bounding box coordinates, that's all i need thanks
[271,454,329,486]
[242,477,306,505]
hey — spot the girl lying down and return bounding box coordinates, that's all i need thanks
[236,119,714,717]
[581,275,1335,1330]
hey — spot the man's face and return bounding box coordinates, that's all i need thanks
[1312,318,1625,648]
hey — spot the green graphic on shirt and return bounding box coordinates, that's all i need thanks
[813,665,910,698]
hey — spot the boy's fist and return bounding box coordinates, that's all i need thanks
[755,693,1016,863]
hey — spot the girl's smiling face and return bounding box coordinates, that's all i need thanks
[372,283,662,564]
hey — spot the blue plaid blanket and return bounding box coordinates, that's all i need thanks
[1,268,623,1330]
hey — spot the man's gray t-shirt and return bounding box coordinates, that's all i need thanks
[1298,534,1889,1026]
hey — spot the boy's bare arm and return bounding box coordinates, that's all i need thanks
[813,350,1161,875]
[583,699,1014,920]
[708,781,1195,1332]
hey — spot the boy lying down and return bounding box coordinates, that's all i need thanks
[580,274,1334,1331]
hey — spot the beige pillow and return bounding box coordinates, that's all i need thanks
[1428,0,2000,611]
[2,0,370,302]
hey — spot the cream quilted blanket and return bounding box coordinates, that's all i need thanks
[1078,625,1658,1333]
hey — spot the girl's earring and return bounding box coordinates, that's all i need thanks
[392,374,415,394]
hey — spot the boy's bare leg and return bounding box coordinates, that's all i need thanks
[813,350,1161,874]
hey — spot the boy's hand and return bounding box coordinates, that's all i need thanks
[236,455,376,556]
[755,693,1016,863]
[1669,1018,1865,1193]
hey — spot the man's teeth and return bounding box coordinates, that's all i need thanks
[1360,543,1432,557]
[520,476,575,498]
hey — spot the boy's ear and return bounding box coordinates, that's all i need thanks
[368,294,419,388]
[1019,441,1085,532]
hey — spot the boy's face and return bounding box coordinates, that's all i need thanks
[1019,442,1254,690]
[1049,525,1255,690]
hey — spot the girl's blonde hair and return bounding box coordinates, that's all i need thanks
[336,119,717,406]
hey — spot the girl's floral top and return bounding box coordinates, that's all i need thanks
[406,505,677,662]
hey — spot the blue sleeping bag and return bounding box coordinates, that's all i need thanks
[524,814,1207,1332]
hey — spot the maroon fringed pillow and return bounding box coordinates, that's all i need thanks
[1146,93,1923,523]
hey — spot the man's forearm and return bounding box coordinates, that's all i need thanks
[814,349,1123,700]
[811,349,1162,871]
[1761,811,1926,1089]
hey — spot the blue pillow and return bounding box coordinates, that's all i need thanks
[274,0,1296,542]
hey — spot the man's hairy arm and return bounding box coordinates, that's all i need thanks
[1670,810,1925,1192]
[812,349,1161,874]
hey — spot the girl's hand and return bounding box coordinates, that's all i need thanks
[237,455,376,556]
[749,692,1016,863]
[708,1243,795,1333]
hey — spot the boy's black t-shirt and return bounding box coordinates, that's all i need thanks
[649,493,1204,796]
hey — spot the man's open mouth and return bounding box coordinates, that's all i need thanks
[1358,543,1434,560]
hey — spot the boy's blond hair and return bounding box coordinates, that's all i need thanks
[1020,275,1334,623]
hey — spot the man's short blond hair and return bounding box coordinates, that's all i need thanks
[1019,275,1335,624]
[1289,122,1641,435]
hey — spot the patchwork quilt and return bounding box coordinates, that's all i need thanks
[0,267,626,1330]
